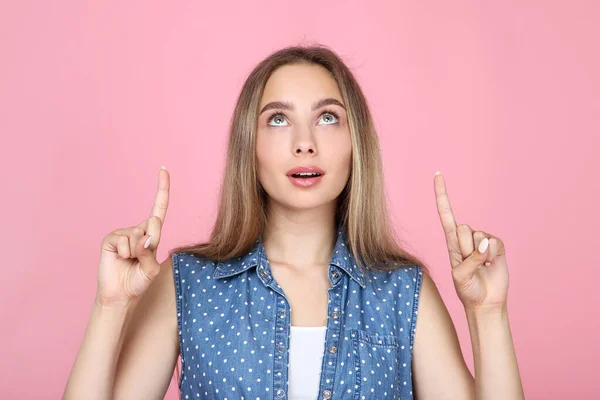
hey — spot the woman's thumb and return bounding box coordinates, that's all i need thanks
[454,238,489,282]
[137,235,160,281]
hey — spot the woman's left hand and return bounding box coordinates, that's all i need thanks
[434,171,509,312]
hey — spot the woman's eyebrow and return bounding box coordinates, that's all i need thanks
[259,97,346,116]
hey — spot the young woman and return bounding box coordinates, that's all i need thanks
[64,45,524,399]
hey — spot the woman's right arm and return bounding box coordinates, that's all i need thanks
[63,167,180,399]
[63,257,180,400]
[111,256,180,399]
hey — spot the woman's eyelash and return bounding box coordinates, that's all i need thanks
[320,108,340,120]
[267,108,340,124]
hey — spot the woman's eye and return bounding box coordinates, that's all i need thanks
[267,111,339,127]
[319,112,338,125]
[268,114,287,126]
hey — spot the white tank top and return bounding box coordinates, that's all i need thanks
[288,326,327,399]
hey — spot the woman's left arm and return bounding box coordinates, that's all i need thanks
[465,305,524,400]
[424,171,525,400]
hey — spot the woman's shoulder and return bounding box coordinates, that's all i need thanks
[169,251,224,287]
[363,263,423,287]
[170,251,218,268]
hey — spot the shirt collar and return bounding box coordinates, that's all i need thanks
[213,228,366,288]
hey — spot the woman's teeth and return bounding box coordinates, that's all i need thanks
[292,173,321,178]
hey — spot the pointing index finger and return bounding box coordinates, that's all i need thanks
[434,171,458,239]
[151,166,170,223]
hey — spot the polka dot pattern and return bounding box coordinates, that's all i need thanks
[172,229,423,399]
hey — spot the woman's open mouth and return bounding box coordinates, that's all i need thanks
[288,173,324,187]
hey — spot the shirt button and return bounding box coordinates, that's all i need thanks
[331,311,340,319]
[279,310,287,318]
[328,345,337,353]
[259,269,269,278]
[277,344,286,353]
[322,389,332,399]
[331,270,339,279]
[276,388,285,398]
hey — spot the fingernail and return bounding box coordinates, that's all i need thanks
[161,166,167,170]
[478,238,489,253]
[144,235,152,249]
[485,262,491,267]
[435,170,441,176]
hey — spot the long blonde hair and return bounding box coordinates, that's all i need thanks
[170,43,430,275]
[169,42,432,392]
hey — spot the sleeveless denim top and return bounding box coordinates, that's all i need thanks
[172,229,423,399]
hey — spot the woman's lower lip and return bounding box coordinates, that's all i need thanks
[288,175,324,187]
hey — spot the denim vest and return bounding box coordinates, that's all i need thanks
[172,229,423,399]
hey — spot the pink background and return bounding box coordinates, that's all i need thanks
[2,1,598,398]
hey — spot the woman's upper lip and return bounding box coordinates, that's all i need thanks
[286,165,326,176]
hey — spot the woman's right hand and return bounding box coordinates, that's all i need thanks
[95,167,170,308]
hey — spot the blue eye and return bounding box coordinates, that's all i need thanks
[268,113,287,126]
[319,110,340,125]
[267,109,341,127]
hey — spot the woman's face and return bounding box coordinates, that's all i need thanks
[256,63,352,211]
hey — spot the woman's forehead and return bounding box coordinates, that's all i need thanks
[260,64,342,108]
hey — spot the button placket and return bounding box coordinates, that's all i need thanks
[317,271,345,399]
[272,279,290,400]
